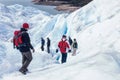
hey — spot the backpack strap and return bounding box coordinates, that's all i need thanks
[15,31,26,38]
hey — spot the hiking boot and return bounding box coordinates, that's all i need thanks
[19,69,26,75]
[25,68,28,72]
[19,70,26,75]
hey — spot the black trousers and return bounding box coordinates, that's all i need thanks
[61,53,67,63]
[47,46,50,53]
[41,45,44,51]
[20,51,32,72]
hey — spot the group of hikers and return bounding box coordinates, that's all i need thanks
[13,23,78,75]
[40,37,51,53]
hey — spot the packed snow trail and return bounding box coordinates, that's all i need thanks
[2,54,120,80]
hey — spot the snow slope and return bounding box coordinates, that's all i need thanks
[0,0,120,80]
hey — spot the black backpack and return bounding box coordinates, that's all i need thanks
[73,42,78,48]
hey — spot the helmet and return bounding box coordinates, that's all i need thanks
[23,23,29,29]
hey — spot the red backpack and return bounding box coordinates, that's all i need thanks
[13,30,23,48]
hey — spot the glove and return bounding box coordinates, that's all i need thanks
[56,49,58,53]
[68,49,71,53]
[32,49,35,53]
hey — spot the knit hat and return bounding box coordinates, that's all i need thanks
[23,23,29,29]
[62,35,66,38]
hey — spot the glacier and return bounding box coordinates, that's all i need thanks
[0,0,120,80]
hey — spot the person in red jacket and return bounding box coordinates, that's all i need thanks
[58,35,70,63]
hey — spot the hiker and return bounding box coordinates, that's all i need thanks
[72,38,78,56]
[41,37,45,51]
[47,37,50,53]
[68,36,73,46]
[13,23,35,75]
[58,35,70,63]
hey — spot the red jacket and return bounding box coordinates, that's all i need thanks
[58,40,70,53]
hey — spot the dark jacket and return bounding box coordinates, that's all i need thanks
[47,38,50,47]
[73,42,78,48]
[19,28,34,52]
[68,37,73,45]
[41,38,45,46]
